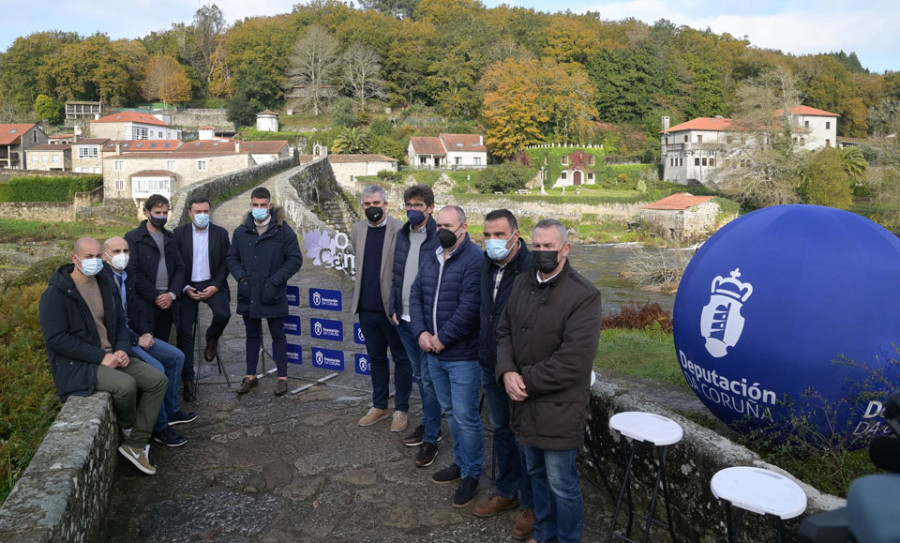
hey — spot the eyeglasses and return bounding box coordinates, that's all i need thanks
[404,202,427,210]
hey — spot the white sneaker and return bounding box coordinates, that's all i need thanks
[118,444,156,475]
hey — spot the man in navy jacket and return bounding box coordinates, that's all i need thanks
[410,205,483,509]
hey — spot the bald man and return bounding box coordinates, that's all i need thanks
[103,237,195,448]
[40,237,168,475]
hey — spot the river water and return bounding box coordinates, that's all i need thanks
[568,243,678,315]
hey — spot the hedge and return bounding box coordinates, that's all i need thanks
[0,175,103,202]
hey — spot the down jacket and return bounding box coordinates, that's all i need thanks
[389,216,440,318]
[495,261,602,450]
[39,264,132,402]
[226,207,303,319]
[409,234,482,361]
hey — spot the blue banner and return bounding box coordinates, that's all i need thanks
[286,343,303,365]
[284,315,302,336]
[312,347,345,371]
[355,353,371,376]
[287,285,300,307]
[353,323,365,345]
[311,318,343,341]
[309,288,342,311]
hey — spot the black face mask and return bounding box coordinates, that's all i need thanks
[437,227,459,249]
[364,206,384,223]
[532,250,559,274]
[148,214,167,230]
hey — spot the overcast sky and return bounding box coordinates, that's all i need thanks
[2,0,897,73]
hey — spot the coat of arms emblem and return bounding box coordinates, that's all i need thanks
[700,268,753,358]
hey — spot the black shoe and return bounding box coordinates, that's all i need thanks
[403,424,425,447]
[275,379,288,396]
[204,336,219,362]
[168,410,197,426]
[237,376,258,394]
[453,476,478,508]
[432,463,461,484]
[152,426,187,447]
[416,442,439,468]
[182,379,197,403]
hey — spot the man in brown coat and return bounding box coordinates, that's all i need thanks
[496,218,602,543]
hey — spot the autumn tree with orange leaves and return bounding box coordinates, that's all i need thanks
[142,56,192,108]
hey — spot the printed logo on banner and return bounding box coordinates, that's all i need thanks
[699,269,753,358]
[286,343,303,365]
[355,353,371,376]
[284,315,302,336]
[311,318,343,341]
[309,288,343,311]
[312,347,344,371]
[286,285,300,307]
[302,229,356,276]
[354,323,365,345]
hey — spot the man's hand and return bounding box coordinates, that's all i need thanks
[113,350,130,368]
[418,332,434,352]
[155,292,173,309]
[101,353,119,368]
[390,313,399,326]
[138,333,154,350]
[199,285,219,300]
[502,372,529,402]
[431,335,446,354]
[185,287,203,301]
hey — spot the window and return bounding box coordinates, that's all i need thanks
[197,160,207,171]
[588,155,595,165]
[33,130,37,143]
[78,146,99,158]
[561,155,568,165]
[52,155,59,163]
[684,135,688,143]
[166,160,175,171]
[543,156,548,165]
[679,158,683,166]
[132,126,148,140]
[587,173,594,181]
[826,139,831,148]
[826,121,831,129]
[726,136,733,144]
[663,137,668,145]
[709,158,715,167]
[804,121,809,129]
[701,158,707,166]
[115,179,124,191]
[694,158,700,166]
[697,135,703,144]
[455,157,461,165]
[473,157,481,165]
[561,172,567,179]
[41,154,47,163]
[114,160,123,171]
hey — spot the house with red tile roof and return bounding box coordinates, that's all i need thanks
[640,193,724,239]
[327,153,398,190]
[660,106,839,185]
[89,111,182,141]
[0,123,48,169]
[408,133,487,169]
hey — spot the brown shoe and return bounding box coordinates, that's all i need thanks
[204,336,219,362]
[275,379,288,396]
[237,376,258,394]
[473,494,518,518]
[512,509,536,540]
[182,378,197,403]
[390,411,408,432]
[358,407,390,426]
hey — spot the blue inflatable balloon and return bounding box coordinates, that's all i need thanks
[673,205,900,449]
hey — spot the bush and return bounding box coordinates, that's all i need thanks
[601,302,673,332]
[475,162,535,194]
[330,98,356,127]
[376,170,402,183]
[0,175,103,202]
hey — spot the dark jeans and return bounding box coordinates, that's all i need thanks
[482,366,534,509]
[176,282,231,380]
[133,339,184,432]
[398,321,441,443]
[358,310,412,411]
[523,446,583,543]
[150,301,175,343]
[244,316,287,377]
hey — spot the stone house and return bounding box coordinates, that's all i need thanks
[0,123,49,169]
[26,144,72,171]
[408,133,487,169]
[640,193,719,239]
[71,138,109,173]
[90,112,182,140]
[660,105,839,185]
[327,154,398,191]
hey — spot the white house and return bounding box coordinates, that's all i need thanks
[408,133,487,169]
[256,110,279,132]
[90,112,182,141]
[328,154,398,191]
[660,105,839,185]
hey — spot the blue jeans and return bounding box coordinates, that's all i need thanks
[427,354,484,479]
[358,310,412,411]
[523,446,583,543]
[482,366,533,509]
[398,322,441,442]
[244,317,287,377]
[133,339,185,432]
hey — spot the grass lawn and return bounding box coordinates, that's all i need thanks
[0,219,132,245]
[594,328,684,387]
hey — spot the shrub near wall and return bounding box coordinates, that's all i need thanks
[0,176,103,202]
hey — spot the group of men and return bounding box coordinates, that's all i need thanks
[39,187,303,476]
[350,184,602,543]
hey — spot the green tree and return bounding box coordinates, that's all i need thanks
[0,31,80,112]
[330,97,356,127]
[33,94,62,124]
[802,147,853,210]
[475,162,534,193]
[840,146,868,181]
[332,126,369,153]
[224,15,293,106]
[226,93,260,127]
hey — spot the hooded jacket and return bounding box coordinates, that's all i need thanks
[227,207,303,318]
[39,264,132,402]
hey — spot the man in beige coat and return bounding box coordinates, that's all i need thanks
[351,185,412,431]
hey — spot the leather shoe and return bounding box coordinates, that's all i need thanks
[204,336,219,362]
[237,376,258,394]
[513,509,536,540]
[182,379,197,403]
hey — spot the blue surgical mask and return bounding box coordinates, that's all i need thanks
[485,236,514,261]
[77,256,103,277]
[193,213,210,229]
[252,207,269,222]
[407,209,426,226]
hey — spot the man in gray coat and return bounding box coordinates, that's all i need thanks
[351,185,412,431]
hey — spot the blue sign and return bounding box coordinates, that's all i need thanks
[287,343,303,365]
[309,288,342,311]
[287,285,300,307]
[311,318,343,341]
[673,205,900,449]
[312,347,344,371]
[355,353,371,376]
[353,323,365,345]
[284,315,302,336]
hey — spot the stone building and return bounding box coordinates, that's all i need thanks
[327,154,398,192]
[0,123,49,169]
[90,112,182,141]
[26,144,71,171]
[71,138,109,173]
[640,193,720,239]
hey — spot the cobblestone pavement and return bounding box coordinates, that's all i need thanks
[99,177,703,542]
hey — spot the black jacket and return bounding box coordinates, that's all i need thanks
[479,239,533,373]
[227,208,303,318]
[174,222,231,295]
[99,264,143,345]
[124,220,186,332]
[39,264,132,402]
[496,261,602,450]
[389,216,440,318]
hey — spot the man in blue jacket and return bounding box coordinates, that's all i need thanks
[410,205,483,508]
[389,184,442,466]
[472,209,536,540]
[227,187,303,396]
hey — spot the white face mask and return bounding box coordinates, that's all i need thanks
[108,252,129,271]
[77,256,103,277]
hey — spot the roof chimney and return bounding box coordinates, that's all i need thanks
[235,140,241,153]
[115,142,121,154]
[662,116,670,131]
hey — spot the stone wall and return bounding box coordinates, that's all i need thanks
[583,379,844,542]
[0,394,118,543]
[0,201,75,222]
[168,109,233,131]
[641,201,722,239]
